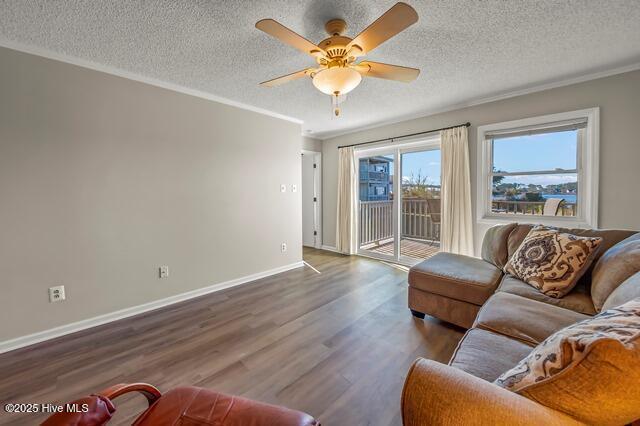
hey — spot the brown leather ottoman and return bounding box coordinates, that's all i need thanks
[43,382,319,426]
[408,252,502,328]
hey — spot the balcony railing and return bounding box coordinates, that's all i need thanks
[359,199,439,246]
[359,201,393,246]
[360,170,388,181]
[402,199,439,240]
[491,200,577,216]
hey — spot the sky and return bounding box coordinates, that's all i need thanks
[401,150,440,185]
[492,130,578,186]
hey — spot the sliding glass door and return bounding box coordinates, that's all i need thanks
[357,137,441,265]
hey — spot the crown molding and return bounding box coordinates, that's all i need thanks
[0,39,304,125]
[315,61,640,140]
[2,38,638,140]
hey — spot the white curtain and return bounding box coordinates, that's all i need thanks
[336,146,358,254]
[440,126,474,256]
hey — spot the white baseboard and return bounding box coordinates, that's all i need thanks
[321,245,340,253]
[0,261,304,354]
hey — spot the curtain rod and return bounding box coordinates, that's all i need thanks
[337,122,471,149]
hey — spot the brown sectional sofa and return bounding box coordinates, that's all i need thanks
[403,223,640,425]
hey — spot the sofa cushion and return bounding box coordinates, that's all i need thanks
[408,252,502,306]
[449,328,534,382]
[507,226,637,286]
[507,226,635,261]
[591,233,640,311]
[481,223,517,268]
[506,224,534,258]
[602,272,640,312]
[494,299,640,426]
[504,226,603,298]
[498,275,596,315]
[474,292,590,345]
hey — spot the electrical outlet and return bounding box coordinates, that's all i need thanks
[291,184,297,193]
[49,285,66,303]
[281,243,287,252]
[159,265,169,278]
[280,184,287,193]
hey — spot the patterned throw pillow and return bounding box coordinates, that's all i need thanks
[494,299,640,425]
[504,225,603,298]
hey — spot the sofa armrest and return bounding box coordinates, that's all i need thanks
[401,358,584,426]
[98,382,162,406]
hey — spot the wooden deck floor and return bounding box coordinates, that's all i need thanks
[0,248,463,425]
[363,238,440,262]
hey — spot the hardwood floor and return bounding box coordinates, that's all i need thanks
[0,248,464,425]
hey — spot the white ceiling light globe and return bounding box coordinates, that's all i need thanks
[312,67,362,95]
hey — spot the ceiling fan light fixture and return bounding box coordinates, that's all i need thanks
[256,3,420,119]
[312,67,362,96]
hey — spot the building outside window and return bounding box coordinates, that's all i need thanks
[359,156,393,201]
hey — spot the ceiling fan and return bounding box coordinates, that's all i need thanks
[256,2,420,117]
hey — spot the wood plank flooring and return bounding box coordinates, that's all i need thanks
[0,248,464,425]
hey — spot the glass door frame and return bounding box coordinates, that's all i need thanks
[355,135,441,266]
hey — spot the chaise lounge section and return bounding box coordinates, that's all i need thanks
[408,251,502,328]
[408,223,635,327]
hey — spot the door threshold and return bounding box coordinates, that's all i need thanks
[355,252,420,268]
[380,260,411,272]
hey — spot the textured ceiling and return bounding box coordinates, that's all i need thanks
[1,1,639,138]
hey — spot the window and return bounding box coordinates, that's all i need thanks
[477,108,599,228]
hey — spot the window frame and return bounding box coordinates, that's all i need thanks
[476,108,599,228]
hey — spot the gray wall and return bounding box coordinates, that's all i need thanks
[322,70,640,253]
[0,47,303,342]
[302,136,322,152]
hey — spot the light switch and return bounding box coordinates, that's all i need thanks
[159,265,169,278]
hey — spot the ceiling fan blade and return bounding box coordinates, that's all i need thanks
[346,2,418,57]
[260,68,316,87]
[353,61,420,82]
[256,19,326,58]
